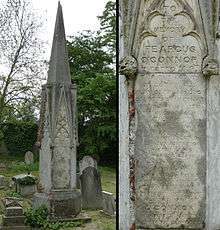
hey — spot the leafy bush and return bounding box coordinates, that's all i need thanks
[6,191,22,198]
[24,205,48,228]
[24,206,83,229]
[8,162,39,173]
[2,120,38,155]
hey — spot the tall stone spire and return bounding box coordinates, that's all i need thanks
[47,1,71,83]
[33,2,81,218]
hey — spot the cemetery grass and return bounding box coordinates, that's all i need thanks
[0,155,116,229]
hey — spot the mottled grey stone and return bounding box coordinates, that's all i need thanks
[5,207,23,217]
[12,174,37,196]
[119,4,132,229]
[119,0,216,229]
[33,190,81,218]
[80,166,103,209]
[0,175,6,187]
[102,191,116,216]
[79,156,97,175]
[33,2,81,218]
[19,184,36,197]
[24,151,34,165]
[1,198,30,230]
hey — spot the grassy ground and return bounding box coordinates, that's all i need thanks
[0,154,116,230]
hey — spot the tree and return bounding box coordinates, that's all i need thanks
[0,0,46,125]
[67,1,116,165]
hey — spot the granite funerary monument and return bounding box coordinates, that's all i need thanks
[33,2,81,217]
[120,0,220,229]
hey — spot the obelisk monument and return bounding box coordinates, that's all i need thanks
[33,2,81,217]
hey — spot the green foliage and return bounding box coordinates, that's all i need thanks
[24,205,49,228]
[6,191,22,198]
[98,1,116,54]
[2,120,38,155]
[16,176,37,186]
[67,1,116,165]
[43,220,83,230]
[24,206,83,230]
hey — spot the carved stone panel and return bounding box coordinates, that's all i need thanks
[134,0,207,229]
[138,0,203,73]
[52,97,71,189]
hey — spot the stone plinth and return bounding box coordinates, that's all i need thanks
[33,189,81,218]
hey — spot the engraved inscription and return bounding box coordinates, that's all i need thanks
[138,0,202,73]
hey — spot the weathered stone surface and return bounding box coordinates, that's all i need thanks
[1,198,29,230]
[207,74,220,230]
[12,174,37,196]
[33,190,81,218]
[79,156,97,175]
[2,216,26,226]
[19,184,36,197]
[3,197,22,208]
[0,163,6,171]
[38,2,77,194]
[120,0,212,229]
[119,4,132,229]
[80,166,103,209]
[135,73,206,228]
[102,191,116,216]
[33,2,81,218]
[0,175,6,187]
[5,207,23,217]
[24,151,34,165]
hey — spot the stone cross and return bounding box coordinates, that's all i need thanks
[33,1,81,218]
[119,0,220,229]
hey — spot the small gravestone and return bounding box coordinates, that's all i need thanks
[0,163,6,171]
[12,174,37,197]
[102,191,116,216]
[80,166,103,209]
[79,156,97,175]
[0,175,6,188]
[24,151,34,165]
[1,197,30,229]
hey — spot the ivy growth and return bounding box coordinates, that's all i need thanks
[17,176,37,186]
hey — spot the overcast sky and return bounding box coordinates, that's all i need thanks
[32,0,110,59]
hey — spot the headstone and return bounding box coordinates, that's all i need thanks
[102,191,116,216]
[0,163,6,171]
[79,156,97,175]
[0,175,6,188]
[119,0,220,229]
[80,166,103,209]
[32,2,81,218]
[24,151,34,165]
[1,197,30,230]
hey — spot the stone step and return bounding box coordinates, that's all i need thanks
[0,226,31,230]
[2,216,26,226]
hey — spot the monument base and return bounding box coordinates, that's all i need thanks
[32,189,81,218]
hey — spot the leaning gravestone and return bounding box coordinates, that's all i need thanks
[80,166,103,209]
[79,156,97,175]
[119,0,220,229]
[24,151,34,165]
